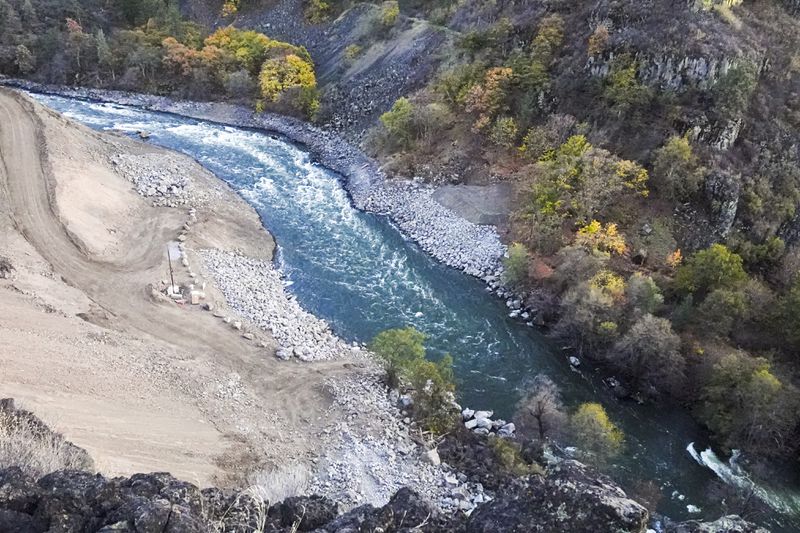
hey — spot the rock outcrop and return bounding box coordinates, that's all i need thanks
[466,460,649,533]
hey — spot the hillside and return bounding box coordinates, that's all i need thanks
[1,0,800,529]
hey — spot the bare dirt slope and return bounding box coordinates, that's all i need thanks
[0,89,359,486]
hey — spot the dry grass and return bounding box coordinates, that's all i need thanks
[0,402,93,478]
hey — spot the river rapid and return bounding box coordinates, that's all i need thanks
[31,92,800,531]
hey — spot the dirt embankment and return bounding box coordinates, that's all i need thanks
[0,88,359,487]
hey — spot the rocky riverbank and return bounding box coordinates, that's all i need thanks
[1,79,507,280]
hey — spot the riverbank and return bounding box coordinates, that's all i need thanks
[1,78,507,280]
[0,87,497,515]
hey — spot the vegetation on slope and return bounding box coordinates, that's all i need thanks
[0,0,319,116]
[363,0,800,468]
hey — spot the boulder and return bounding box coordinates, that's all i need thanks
[461,408,475,420]
[271,495,337,531]
[473,410,493,420]
[466,460,649,533]
[666,515,769,533]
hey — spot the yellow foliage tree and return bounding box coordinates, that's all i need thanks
[575,220,627,256]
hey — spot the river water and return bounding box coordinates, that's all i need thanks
[32,93,800,530]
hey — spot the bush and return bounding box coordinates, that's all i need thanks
[712,60,758,118]
[304,0,331,23]
[574,220,626,256]
[489,116,518,147]
[652,135,705,201]
[379,97,415,149]
[570,403,624,465]
[343,43,362,63]
[490,437,543,476]
[379,0,400,27]
[626,273,663,316]
[0,400,94,478]
[503,242,530,286]
[603,56,651,117]
[587,24,609,56]
[369,328,456,434]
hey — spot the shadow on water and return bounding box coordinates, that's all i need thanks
[31,92,800,531]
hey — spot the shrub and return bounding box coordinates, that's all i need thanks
[652,135,706,200]
[304,0,331,23]
[712,60,758,118]
[343,43,362,63]
[369,327,426,389]
[570,403,624,465]
[589,269,625,301]
[626,273,663,316]
[0,401,94,478]
[603,56,651,117]
[587,24,609,56]
[490,437,543,476]
[380,97,415,148]
[369,327,456,434]
[379,0,400,27]
[675,244,747,297]
[503,242,530,286]
[518,114,577,160]
[489,116,518,147]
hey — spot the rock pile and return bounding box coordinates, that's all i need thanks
[460,408,516,438]
[355,180,506,278]
[110,153,195,207]
[309,375,490,515]
[199,249,356,361]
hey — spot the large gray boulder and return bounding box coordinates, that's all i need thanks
[466,460,649,533]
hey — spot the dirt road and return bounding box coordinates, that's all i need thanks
[0,89,358,486]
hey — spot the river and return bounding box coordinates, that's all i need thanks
[31,92,800,531]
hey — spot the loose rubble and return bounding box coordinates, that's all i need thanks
[460,408,516,438]
[110,153,197,207]
[309,375,491,515]
[199,249,357,361]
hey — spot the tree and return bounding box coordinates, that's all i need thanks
[603,56,651,117]
[369,327,426,389]
[570,403,624,465]
[652,135,706,200]
[695,288,747,338]
[675,244,747,297]
[626,273,663,316]
[712,61,758,118]
[259,53,319,116]
[502,242,529,286]
[575,220,626,256]
[700,352,799,455]
[379,97,414,148]
[516,374,566,442]
[379,0,399,27]
[464,67,513,132]
[611,314,685,395]
[369,327,456,434]
[14,45,35,75]
[95,29,113,78]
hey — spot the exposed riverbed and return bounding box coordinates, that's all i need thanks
[29,91,800,530]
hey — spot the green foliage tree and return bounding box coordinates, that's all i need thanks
[369,327,456,434]
[675,244,747,297]
[503,242,530,286]
[369,326,426,389]
[712,61,759,118]
[700,352,799,455]
[696,288,747,338]
[380,97,415,148]
[570,402,624,465]
[603,56,651,117]
[652,135,706,200]
[626,273,664,316]
[489,116,518,147]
